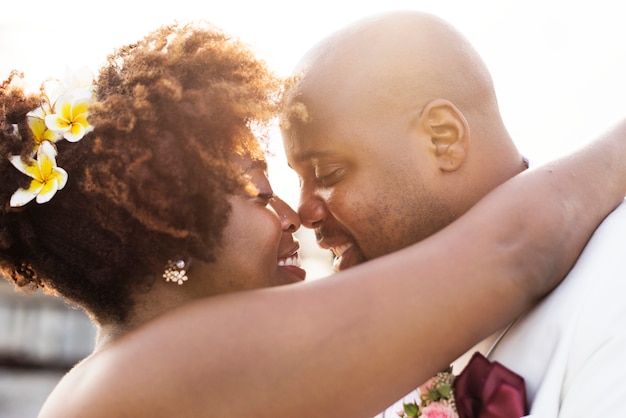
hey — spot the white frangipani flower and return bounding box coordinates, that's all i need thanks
[9,140,68,207]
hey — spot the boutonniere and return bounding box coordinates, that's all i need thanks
[400,365,457,418]
[399,352,528,418]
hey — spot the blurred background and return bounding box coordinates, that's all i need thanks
[2,0,626,415]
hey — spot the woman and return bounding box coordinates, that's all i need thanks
[0,22,624,417]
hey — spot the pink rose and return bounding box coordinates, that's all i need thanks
[421,403,457,418]
[419,376,437,395]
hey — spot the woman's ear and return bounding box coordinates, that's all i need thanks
[417,99,470,172]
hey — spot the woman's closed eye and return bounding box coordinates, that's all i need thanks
[253,192,275,206]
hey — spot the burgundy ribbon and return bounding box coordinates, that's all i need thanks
[453,352,528,418]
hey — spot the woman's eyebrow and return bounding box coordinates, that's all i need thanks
[245,159,268,174]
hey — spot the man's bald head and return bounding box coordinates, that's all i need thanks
[282,11,525,271]
[284,11,500,132]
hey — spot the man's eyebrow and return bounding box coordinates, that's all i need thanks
[290,150,338,164]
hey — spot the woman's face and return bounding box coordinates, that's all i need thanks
[199,156,306,294]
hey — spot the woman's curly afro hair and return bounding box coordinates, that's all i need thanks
[0,21,282,324]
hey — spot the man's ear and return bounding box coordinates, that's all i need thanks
[417,99,470,172]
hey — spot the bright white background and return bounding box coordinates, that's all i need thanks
[2,0,625,277]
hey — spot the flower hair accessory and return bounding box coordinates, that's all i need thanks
[8,67,95,207]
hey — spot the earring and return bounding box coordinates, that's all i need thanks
[163,259,189,285]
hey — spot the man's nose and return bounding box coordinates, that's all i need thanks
[298,188,327,229]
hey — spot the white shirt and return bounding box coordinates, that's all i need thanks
[377,195,626,417]
[481,200,626,417]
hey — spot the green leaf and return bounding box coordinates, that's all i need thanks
[403,402,419,416]
[438,383,452,398]
[427,389,442,401]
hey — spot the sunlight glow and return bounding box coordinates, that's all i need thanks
[3,0,625,277]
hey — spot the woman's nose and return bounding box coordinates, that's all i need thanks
[272,197,301,233]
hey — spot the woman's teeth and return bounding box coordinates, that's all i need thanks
[278,253,301,267]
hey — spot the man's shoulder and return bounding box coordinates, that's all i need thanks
[512,196,626,332]
[580,198,626,253]
[484,198,626,411]
[493,197,626,345]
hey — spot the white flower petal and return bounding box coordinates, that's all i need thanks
[45,113,70,133]
[64,66,95,90]
[9,155,39,179]
[10,186,41,207]
[37,140,58,161]
[55,167,68,189]
[36,179,60,204]
[64,123,86,142]
[70,86,96,101]
[27,107,47,119]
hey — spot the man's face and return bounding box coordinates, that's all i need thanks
[283,86,456,271]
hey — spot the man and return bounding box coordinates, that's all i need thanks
[281,11,626,417]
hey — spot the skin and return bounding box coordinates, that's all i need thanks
[32,15,626,416]
[95,155,305,350]
[282,11,527,271]
[37,116,626,418]
[202,159,306,292]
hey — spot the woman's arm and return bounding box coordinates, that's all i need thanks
[51,118,626,417]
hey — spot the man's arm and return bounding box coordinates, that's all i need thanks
[46,119,626,418]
